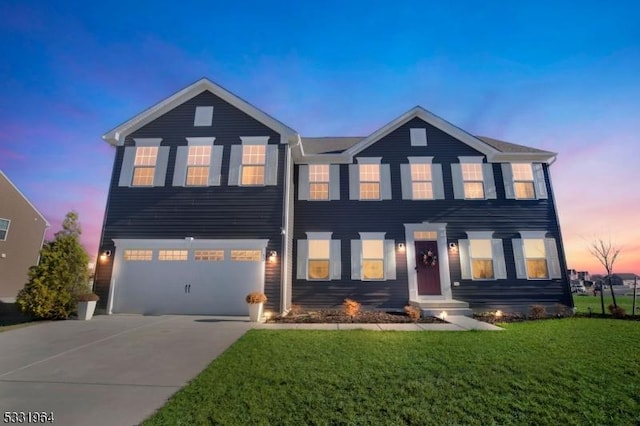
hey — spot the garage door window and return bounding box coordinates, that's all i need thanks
[195,250,224,261]
[158,250,188,261]
[231,250,261,261]
[124,250,152,261]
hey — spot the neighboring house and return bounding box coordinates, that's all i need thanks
[94,78,572,316]
[616,273,639,286]
[0,170,49,302]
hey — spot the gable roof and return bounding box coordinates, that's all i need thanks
[0,170,50,226]
[103,78,299,146]
[294,106,557,164]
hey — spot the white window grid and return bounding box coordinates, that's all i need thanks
[124,250,153,261]
[411,164,433,199]
[158,250,188,261]
[194,250,224,261]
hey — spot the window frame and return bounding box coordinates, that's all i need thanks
[132,146,159,187]
[452,157,496,200]
[359,163,381,200]
[512,163,535,200]
[186,145,212,186]
[296,232,341,281]
[502,163,548,200]
[118,138,169,188]
[512,232,562,280]
[0,218,11,241]
[309,164,330,201]
[350,232,396,281]
[349,158,392,201]
[458,232,507,280]
[228,137,278,187]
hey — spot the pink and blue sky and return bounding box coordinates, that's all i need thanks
[1,1,638,275]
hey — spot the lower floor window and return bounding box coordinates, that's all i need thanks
[308,239,330,280]
[470,239,494,279]
[523,239,549,279]
[362,239,384,280]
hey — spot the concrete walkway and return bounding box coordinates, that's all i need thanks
[0,314,500,426]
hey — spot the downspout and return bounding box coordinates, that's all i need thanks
[280,136,296,313]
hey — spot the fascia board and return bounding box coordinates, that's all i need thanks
[0,170,50,227]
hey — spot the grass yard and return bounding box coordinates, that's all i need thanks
[573,294,639,316]
[144,319,640,425]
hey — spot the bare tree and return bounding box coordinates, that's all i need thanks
[589,237,621,311]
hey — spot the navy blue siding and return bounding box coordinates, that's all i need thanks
[95,91,285,311]
[292,117,571,311]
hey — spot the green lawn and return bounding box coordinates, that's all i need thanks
[144,319,640,425]
[573,294,639,316]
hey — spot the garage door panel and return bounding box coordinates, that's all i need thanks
[111,240,267,315]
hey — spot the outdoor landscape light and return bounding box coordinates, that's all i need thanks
[439,311,448,320]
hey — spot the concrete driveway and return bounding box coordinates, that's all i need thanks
[0,315,251,425]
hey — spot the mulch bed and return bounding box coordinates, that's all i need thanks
[269,309,445,324]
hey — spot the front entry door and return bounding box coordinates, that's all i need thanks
[415,241,441,295]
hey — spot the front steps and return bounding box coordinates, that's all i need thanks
[409,299,473,317]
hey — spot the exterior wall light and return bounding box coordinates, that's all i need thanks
[448,242,458,253]
[397,243,405,252]
[268,250,277,262]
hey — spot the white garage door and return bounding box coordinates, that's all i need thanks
[109,238,268,315]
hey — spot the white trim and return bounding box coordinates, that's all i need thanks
[103,78,297,146]
[356,157,382,164]
[410,128,427,146]
[359,232,386,240]
[194,106,213,126]
[133,138,162,147]
[465,231,494,239]
[306,232,333,239]
[240,136,270,145]
[0,171,50,227]
[518,231,547,239]
[458,156,484,164]
[280,144,293,312]
[186,137,215,146]
[408,156,433,164]
[404,222,452,301]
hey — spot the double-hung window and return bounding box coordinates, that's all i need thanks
[351,233,396,281]
[359,164,380,200]
[349,158,392,200]
[132,147,158,186]
[309,165,330,200]
[119,138,169,187]
[298,164,340,201]
[459,232,507,280]
[173,137,223,187]
[502,163,548,200]
[228,137,278,186]
[242,144,266,185]
[512,232,561,280]
[400,157,445,200]
[452,157,496,200]
[296,232,341,281]
[0,218,10,240]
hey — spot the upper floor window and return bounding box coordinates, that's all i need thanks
[242,145,266,185]
[118,138,169,188]
[349,158,391,201]
[452,157,496,200]
[400,157,445,200]
[512,163,535,199]
[459,232,507,280]
[173,137,223,187]
[502,163,548,200]
[186,145,211,186]
[296,232,341,281]
[512,231,561,280]
[298,164,340,201]
[132,147,158,186]
[0,218,10,240]
[359,164,380,200]
[309,165,330,200]
[228,137,278,187]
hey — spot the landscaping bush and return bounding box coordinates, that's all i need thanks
[343,298,361,318]
[404,305,421,322]
[16,212,90,320]
[608,303,626,318]
[529,304,547,320]
[289,304,304,315]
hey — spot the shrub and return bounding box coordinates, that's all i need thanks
[553,304,572,318]
[343,298,361,318]
[246,292,267,304]
[608,304,626,318]
[404,305,421,322]
[529,304,547,320]
[16,211,90,320]
[289,304,304,315]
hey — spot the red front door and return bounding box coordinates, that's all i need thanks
[415,241,441,295]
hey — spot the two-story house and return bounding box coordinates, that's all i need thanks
[94,78,572,316]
